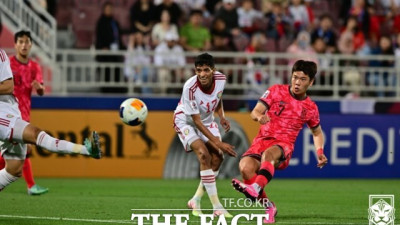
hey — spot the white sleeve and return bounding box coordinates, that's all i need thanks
[0,50,12,82]
[182,83,199,115]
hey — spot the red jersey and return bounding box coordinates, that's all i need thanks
[257,84,320,145]
[10,56,43,121]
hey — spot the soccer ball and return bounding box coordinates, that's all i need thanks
[119,98,148,126]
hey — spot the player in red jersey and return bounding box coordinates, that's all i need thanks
[232,60,328,223]
[0,30,47,195]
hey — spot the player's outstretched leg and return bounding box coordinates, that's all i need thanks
[15,120,102,159]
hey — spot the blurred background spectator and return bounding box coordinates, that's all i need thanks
[95,1,125,93]
[179,9,211,51]
[154,32,186,94]
[128,0,156,49]
[124,32,153,94]
[151,9,179,47]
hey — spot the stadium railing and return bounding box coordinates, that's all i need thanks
[53,49,400,100]
[0,0,56,61]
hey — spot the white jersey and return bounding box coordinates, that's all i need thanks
[0,49,19,114]
[174,71,226,126]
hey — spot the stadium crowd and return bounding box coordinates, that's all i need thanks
[23,0,400,96]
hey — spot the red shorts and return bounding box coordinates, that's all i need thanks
[242,137,294,170]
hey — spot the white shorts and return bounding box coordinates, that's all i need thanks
[173,113,221,152]
[0,110,29,160]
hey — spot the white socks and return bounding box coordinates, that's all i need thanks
[200,169,222,208]
[192,170,219,200]
[0,169,19,191]
[36,131,89,155]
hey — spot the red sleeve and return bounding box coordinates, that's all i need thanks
[307,102,320,129]
[33,61,43,84]
[259,85,278,109]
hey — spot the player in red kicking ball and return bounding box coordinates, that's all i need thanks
[232,60,328,223]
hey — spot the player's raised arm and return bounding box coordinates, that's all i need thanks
[311,125,328,168]
[250,102,270,125]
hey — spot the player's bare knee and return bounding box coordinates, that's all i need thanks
[197,148,211,166]
[5,164,23,177]
[262,148,281,163]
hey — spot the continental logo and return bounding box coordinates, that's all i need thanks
[33,124,157,158]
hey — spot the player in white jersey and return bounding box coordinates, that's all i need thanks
[173,53,236,217]
[0,49,101,192]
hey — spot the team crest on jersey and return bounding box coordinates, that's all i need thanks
[6,114,14,118]
[301,107,307,119]
[262,90,270,98]
[190,100,198,111]
[184,128,190,136]
[217,91,223,99]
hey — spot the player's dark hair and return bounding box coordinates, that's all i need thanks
[195,53,215,68]
[292,60,317,80]
[14,30,32,43]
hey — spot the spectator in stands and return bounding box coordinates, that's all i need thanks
[151,9,179,47]
[180,9,211,51]
[215,0,241,37]
[367,35,395,97]
[287,31,318,70]
[338,16,366,55]
[288,0,310,33]
[206,0,222,15]
[211,34,235,64]
[95,1,125,93]
[237,0,264,37]
[311,14,337,53]
[154,32,186,94]
[304,0,315,27]
[380,0,400,33]
[178,0,210,18]
[124,32,153,94]
[211,17,236,51]
[265,2,292,40]
[245,33,271,94]
[348,0,371,38]
[154,0,183,26]
[312,37,331,71]
[129,0,156,49]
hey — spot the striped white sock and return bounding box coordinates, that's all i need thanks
[192,170,219,200]
[200,169,221,207]
[36,131,89,155]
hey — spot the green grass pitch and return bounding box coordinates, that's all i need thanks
[0,178,399,225]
